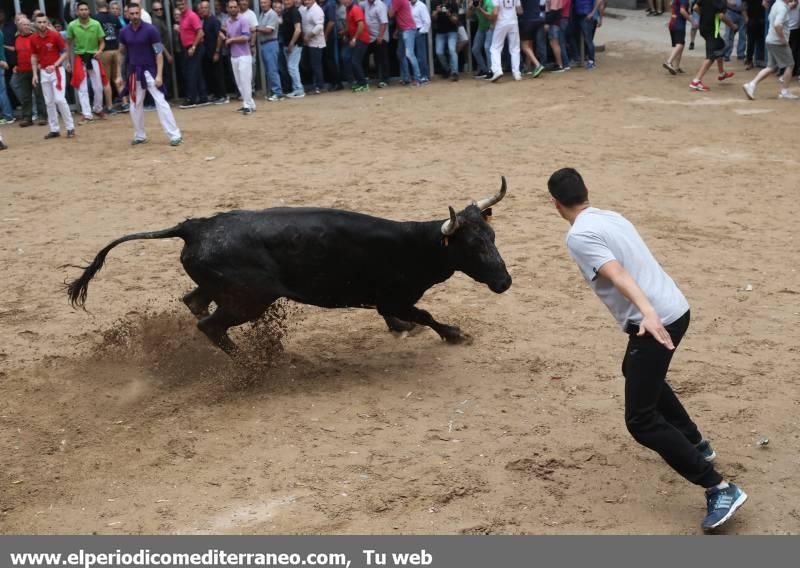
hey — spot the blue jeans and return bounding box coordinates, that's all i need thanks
[398,28,421,82]
[559,18,571,64]
[578,16,596,62]
[261,41,282,96]
[435,31,458,75]
[415,31,430,80]
[535,24,548,64]
[724,10,746,59]
[284,45,304,94]
[472,28,492,73]
[0,71,13,120]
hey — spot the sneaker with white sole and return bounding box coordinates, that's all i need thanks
[702,484,747,531]
[742,82,756,100]
[696,439,716,462]
[489,71,503,82]
[778,91,799,99]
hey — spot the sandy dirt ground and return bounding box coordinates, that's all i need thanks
[1,10,799,535]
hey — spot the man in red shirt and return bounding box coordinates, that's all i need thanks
[31,14,75,139]
[343,0,370,91]
[14,17,47,127]
[176,0,208,108]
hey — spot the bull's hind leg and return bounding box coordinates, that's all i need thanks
[383,315,417,333]
[197,302,271,358]
[182,287,212,319]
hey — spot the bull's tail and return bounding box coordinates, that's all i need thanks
[64,225,186,308]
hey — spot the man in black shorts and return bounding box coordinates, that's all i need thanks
[520,0,545,75]
[689,0,737,90]
[545,0,567,70]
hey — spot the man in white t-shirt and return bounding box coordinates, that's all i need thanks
[548,167,748,532]
[489,0,522,81]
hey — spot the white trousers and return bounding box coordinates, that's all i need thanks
[78,58,104,118]
[130,71,181,142]
[490,23,521,77]
[40,67,74,132]
[231,55,255,110]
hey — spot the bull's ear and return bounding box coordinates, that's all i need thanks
[481,208,493,222]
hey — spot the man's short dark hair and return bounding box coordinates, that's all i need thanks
[77,1,90,8]
[548,168,589,207]
[128,2,140,8]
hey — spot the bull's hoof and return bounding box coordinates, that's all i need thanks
[441,327,473,345]
[384,316,417,333]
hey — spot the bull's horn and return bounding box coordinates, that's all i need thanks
[476,176,507,211]
[441,206,459,236]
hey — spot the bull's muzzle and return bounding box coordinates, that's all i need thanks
[489,273,512,294]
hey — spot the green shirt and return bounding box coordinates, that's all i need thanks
[476,0,494,30]
[67,18,105,54]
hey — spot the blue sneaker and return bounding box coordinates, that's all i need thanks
[702,484,747,530]
[696,439,716,462]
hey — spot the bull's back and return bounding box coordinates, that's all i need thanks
[179,208,418,307]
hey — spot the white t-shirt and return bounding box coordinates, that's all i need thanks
[242,8,259,30]
[786,1,799,31]
[766,0,790,43]
[412,0,431,33]
[300,2,326,47]
[566,207,690,330]
[494,0,520,26]
[141,8,152,23]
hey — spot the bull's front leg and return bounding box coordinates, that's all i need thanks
[379,305,472,344]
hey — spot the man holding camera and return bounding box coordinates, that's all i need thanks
[431,0,461,79]
[468,0,494,78]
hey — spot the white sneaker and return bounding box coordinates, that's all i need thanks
[513,74,522,81]
[742,82,756,100]
[778,91,799,99]
[489,71,503,82]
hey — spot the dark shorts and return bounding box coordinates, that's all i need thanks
[670,27,686,47]
[545,9,561,26]
[703,34,726,60]
[520,20,542,41]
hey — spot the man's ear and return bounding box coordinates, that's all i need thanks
[481,208,493,222]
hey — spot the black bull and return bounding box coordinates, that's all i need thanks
[66,178,512,356]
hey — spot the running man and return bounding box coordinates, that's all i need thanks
[117,3,182,146]
[663,0,692,73]
[547,167,748,532]
[742,0,799,99]
[30,13,75,139]
[689,0,737,91]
